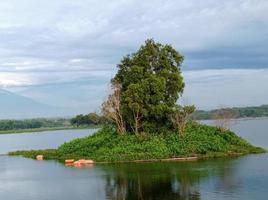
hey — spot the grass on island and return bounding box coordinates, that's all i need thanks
[9,122,266,163]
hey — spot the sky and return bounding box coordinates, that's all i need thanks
[0,0,268,114]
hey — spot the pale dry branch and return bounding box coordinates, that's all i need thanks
[102,82,126,134]
[171,105,195,137]
[212,109,237,132]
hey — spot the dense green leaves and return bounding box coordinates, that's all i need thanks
[192,105,268,120]
[70,113,108,126]
[0,118,70,131]
[11,123,265,162]
[114,39,185,133]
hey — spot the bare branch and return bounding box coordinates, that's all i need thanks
[171,105,195,137]
[212,108,237,132]
[102,82,126,134]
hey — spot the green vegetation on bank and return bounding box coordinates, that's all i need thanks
[70,113,109,127]
[0,125,100,135]
[193,105,268,120]
[8,40,265,163]
[0,114,105,134]
[9,123,265,162]
[0,118,70,131]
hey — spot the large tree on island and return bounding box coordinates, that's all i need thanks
[111,39,185,134]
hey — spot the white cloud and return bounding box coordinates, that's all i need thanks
[0,0,268,78]
[0,0,268,112]
[5,69,268,113]
[0,70,113,88]
[0,73,32,87]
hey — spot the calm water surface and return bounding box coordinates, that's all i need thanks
[0,129,96,154]
[0,119,267,200]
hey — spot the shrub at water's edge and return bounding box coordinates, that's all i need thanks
[9,122,266,162]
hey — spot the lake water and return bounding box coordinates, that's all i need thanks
[0,129,97,154]
[0,119,267,200]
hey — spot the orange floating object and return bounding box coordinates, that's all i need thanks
[65,159,75,164]
[36,155,44,160]
[84,160,94,164]
[66,159,95,168]
[78,159,86,164]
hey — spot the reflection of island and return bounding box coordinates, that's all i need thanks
[102,162,204,200]
[100,159,240,200]
[105,174,200,200]
[214,158,242,193]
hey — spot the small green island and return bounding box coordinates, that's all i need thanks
[9,40,266,163]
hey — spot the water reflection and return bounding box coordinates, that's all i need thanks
[0,129,96,154]
[100,159,238,200]
[0,119,267,200]
[1,154,267,200]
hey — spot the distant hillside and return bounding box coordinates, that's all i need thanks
[0,89,67,119]
[192,105,268,120]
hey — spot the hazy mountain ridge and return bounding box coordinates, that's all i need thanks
[0,89,68,119]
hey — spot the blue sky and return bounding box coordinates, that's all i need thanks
[0,0,268,114]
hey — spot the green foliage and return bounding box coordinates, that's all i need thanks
[0,118,70,131]
[9,149,58,160]
[192,105,268,120]
[114,39,185,133]
[10,123,265,162]
[70,113,109,127]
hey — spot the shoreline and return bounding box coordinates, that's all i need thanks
[95,156,200,164]
[1,116,267,135]
[84,152,253,164]
[9,149,266,165]
[7,123,267,164]
[199,116,268,122]
[9,151,266,165]
[0,126,101,135]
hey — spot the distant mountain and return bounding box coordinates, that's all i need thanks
[0,89,68,119]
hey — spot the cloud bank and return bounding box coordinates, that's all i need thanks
[7,69,268,114]
[0,0,267,113]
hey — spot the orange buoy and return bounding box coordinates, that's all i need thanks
[36,155,44,160]
[78,159,86,164]
[85,160,94,164]
[67,159,95,168]
[65,159,75,164]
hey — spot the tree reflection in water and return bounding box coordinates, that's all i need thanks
[103,162,204,200]
[101,158,238,200]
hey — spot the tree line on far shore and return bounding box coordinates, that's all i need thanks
[2,103,266,131]
[70,113,109,127]
[0,118,70,131]
[192,105,268,120]
[0,114,107,131]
